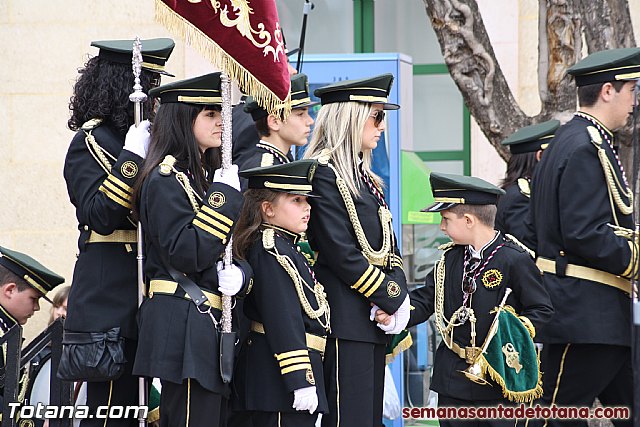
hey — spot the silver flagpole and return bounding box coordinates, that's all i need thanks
[129,36,148,427]
[219,73,233,333]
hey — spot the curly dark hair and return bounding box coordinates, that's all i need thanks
[68,55,159,137]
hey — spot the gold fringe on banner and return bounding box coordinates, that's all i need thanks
[477,354,544,403]
[155,0,292,119]
[385,332,413,365]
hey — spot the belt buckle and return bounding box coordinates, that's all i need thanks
[464,346,480,364]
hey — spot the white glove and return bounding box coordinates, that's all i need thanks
[216,261,244,296]
[376,295,410,335]
[213,164,241,191]
[370,304,380,321]
[292,386,318,414]
[123,120,151,158]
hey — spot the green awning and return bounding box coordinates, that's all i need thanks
[401,151,440,224]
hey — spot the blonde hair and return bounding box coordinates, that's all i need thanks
[304,102,382,197]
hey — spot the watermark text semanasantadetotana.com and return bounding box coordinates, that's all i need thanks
[403,404,630,420]
[8,403,148,420]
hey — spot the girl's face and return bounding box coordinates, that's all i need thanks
[361,104,386,151]
[193,108,223,152]
[52,297,68,321]
[263,193,311,234]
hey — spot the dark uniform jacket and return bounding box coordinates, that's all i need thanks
[529,114,636,346]
[234,225,329,413]
[495,178,531,245]
[232,101,260,165]
[63,121,142,339]
[133,159,243,395]
[238,140,293,191]
[307,159,408,344]
[0,306,19,413]
[409,233,553,401]
[238,140,293,171]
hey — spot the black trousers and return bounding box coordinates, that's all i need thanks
[80,339,139,427]
[321,338,385,427]
[160,378,228,427]
[437,395,519,427]
[535,343,632,427]
[247,411,318,427]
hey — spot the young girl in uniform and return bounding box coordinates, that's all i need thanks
[232,160,330,427]
[303,74,410,427]
[132,72,250,427]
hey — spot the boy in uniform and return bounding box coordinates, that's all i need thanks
[376,172,553,426]
[528,48,640,426]
[238,73,317,175]
[0,246,65,421]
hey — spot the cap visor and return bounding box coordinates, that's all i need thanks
[381,102,400,110]
[291,191,320,198]
[294,100,320,109]
[421,202,458,212]
[155,69,175,77]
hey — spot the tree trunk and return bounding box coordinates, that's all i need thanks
[422,0,525,160]
[539,0,582,119]
[422,0,637,179]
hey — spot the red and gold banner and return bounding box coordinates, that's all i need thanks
[156,0,291,116]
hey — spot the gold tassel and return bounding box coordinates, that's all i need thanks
[477,355,543,403]
[154,0,292,118]
[385,333,413,365]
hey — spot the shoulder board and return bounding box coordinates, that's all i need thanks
[262,228,276,250]
[316,148,331,166]
[159,155,177,176]
[504,234,535,258]
[517,178,531,198]
[586,126,602,146]
[81,118,103,131]
[438,241,456,251]
[260,153,275,167]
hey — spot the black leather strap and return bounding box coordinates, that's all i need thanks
[158,252,209,309]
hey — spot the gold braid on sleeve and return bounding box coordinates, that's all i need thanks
[596,146,633,217]
[174,172,202,214]
[434,247,476,349]
[328,164,393,267]
[85,130,116,174]
[264,229,330,331]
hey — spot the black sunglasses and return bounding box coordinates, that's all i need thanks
[463,276,477,295]
[150,74,162,89]
[370,110,385,126]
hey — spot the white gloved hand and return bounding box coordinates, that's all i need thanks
[376,295,410,335]
[216,261,244,296]
[370,304,380,321]
[213,164,241,191]
[123,120,151,159]
[292,386,318,414]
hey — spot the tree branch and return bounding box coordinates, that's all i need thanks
[422,0,525,160]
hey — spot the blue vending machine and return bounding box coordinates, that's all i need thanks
[299,53,413,427]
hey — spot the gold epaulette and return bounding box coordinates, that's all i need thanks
[316,148,331,166]
[505,234,535,258]
[261,153,275,167]
[263,228,276,250]
[81,118,103,131]
[517,178,530,198]
[587,126,602,146]
[438,241,455,251]
[159,155,177,176]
